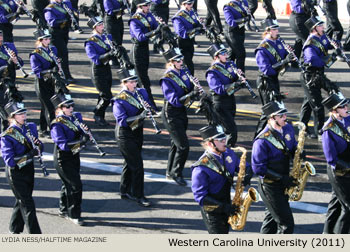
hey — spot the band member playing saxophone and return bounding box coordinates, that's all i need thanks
[191,124,252,234]
[252,101,299,234]
[321,92,350,234]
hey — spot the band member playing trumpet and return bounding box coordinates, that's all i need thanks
[0,101,42,234]
[50,93,89,226]
[160,48,201,186]
[112,68,157,207]
[191,124,252,234]
[321,92,350,234]
[85,16,114,127]
[206,43,243,148]
[254,18,295,136]
[252,101,298,234]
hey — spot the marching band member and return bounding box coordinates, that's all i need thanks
[321,92,350,234]
[223,0,249,72]
[112,67,156,207]
[0,0,25,42]
[299,16,340,141]
[30,28,58,138]
[191,124,251,234]
[206,43,242,148]
[50,93,89,226]
[254,18,294,136]
[84,16,113,127]
[252,101,298,233]
[44,0,77,83]
[160,48,200,186]
[172,0,204,75]
[129,0,162,110]
[0,101,42,234]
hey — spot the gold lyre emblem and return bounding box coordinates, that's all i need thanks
[285,133,291,141]
[226,156,233,164]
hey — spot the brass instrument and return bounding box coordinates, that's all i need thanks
[24,123,49,176]
[285,122,316,201]
[228,146,259,231]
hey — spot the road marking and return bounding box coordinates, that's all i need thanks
[42,152,327,214]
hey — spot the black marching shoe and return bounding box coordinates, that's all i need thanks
[121,192,136,201]
[172,176,187,186]
[58,211,68,218]
[94,115,109,126]
[68,217,85,226]
[136,197,151,207]
[39,130,51,139]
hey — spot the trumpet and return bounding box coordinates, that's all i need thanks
[72,114,106,157]
[24,123,49,177]
[3,44,28,78]
[135,90,161,135]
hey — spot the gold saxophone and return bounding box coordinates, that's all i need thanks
[228,147,260,231]
[285,122,316,201]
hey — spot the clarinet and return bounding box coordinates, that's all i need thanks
[229,62,257,99]
[48,45,66,80]
[278,35,306,73]
[325,34,350,68]
[72,114,106,157]
[181,66,205,94]
[62,2,81,32]
[24,123,49,176]
[135,90,161,135]
[122,0,132,17]
[241,3,259,32]
[3,44,28,78]
[13,0,33,19]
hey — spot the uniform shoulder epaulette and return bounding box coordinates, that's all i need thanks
[47,4,55,8]
[132,12,142,20]
[32,48,41,54]
[50,117,63,125]
[323,122,334,131]
[192,155,210,168]
[163,72,172,78]
[258,130,271,139]
[177,10,186,17]
[0,127,13,137]
[258,41,270,49]
[88,36,98,42]
[117,91,127,100]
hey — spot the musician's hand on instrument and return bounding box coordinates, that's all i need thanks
[28,148,39,158]
[80,123,89,131]
[281,175,297,188]
[32,137,41,146]
[140,110,149,119]
[80,134,90,146]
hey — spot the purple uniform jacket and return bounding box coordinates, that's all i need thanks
[255,38,289,76]
[206,61,239,95]
[44,0,75,28]
[84,33,112,65]
[322,116,350,167]
[0,0,17,24]
[303,34,333,68]
[103,0,125,15]
[191,148,241,206]
[172,9,200,39]
[112,88,155,128]
[223,0,249,28]
[251,123,297,177]
[30,46,58,78]
[159,68,193,107]
[50,112,84,152]
[129,11,159,42]
[0,42,23,68]
[290,0,314,14]
[0,122,43,168]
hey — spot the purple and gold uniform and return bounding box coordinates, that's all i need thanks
[0,0,18,42]
[30,45,58,78]
[44,0,75,29]
[103,0,125,46]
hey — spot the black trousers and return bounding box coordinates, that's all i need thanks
[0,23,13,43]
[224,26,246,72]
[344,0,350,49]
[54,145,82,219]
[324,0,343,42]
[31,0,49,11]
[161,102,189,178]
[117,126,145,198]
[258,180,294,234]
[131,40,157,108]
[204,0,223,33]
[92,0,105,16]
[91,63,113,118]
[323,165,350,234]
[247,0,258,15]
[6,164,41,234]
[105,15,124,46]
[262,0,276,19]
[50,28,72,79]
[213,94,237,148]
[178,38,195,75]
[150,3,170,24]
[0,83,9,132]
[200,208,229,234]
[34,77,56,132]
[289,12,310,59]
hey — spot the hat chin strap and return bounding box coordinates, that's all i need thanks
[210,139,223,154]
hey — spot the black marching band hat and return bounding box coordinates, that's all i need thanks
[322,92,349,111]
[304,16,324,31]
[262,101,288,118]
[199,124,226,142]
[180,0,194,4]
[34,28,51,40]
[87,16,103,29]
[134,0,151,6]
[207,43,227,58]
[162,47,183,62]
[261,18,279,30]
[50,93,74,108]
[5,101,26,117]
[117,67,138,82]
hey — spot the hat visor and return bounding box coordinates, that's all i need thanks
[11,108,27,116]
[271,108,288,117]
[333,99,349,110]
[58,100,74,107]
[122,76,138,82]
[93,21,104,28]
[169,55,184,61]
[204,132,226,141]
[39,35,51,40]
[268,25,279,29]
[214,49,228,56]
